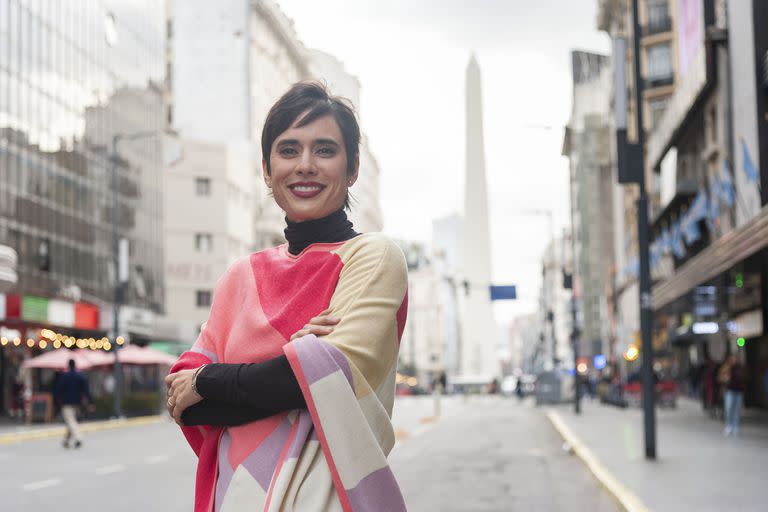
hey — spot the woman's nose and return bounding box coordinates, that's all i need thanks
[295,151,317,175]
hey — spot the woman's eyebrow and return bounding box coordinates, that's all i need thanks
[314,138,340,147]
[276,139,299,147]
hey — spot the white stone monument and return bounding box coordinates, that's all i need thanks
[460,54,499,380]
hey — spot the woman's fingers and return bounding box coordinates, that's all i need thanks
[308,314,340,326]
[290,323,335,341]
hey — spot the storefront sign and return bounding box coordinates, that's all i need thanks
[48,300,75,327]
[74,303,99,330]
[22,296,48,322]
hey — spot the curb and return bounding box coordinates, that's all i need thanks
[0,415,166,445]
[546,410,650,512]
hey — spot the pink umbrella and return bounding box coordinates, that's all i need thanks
[99,344,178,366]
[22,349,97,371]
[79,349,115,366]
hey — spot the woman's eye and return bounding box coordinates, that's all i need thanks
[279,147,297,156]
[317,147,335,156]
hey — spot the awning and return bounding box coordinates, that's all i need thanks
[653,205,768,309]
[22,349,103,371]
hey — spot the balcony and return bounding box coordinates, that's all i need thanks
[645,74,674,90]
[643,17,673,37]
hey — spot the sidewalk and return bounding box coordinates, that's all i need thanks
[548,398,768,512]
[0,415,165,444]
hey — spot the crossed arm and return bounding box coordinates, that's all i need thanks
[164,309,339,427]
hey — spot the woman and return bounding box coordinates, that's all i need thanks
[721,354,745,436]
[165,82,409,512]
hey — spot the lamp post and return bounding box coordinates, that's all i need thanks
[612,0,657,459]
[110,130,160,418]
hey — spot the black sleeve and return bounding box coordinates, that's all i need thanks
[195,354,307,412]
[181,401,276,427]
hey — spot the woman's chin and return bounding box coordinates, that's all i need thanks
[284,204,339,223]
[286,209,323,223]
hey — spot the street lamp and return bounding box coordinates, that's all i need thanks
[110,131,161,418]
[611,0,657,459]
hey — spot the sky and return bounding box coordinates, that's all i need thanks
[277,0,610,324]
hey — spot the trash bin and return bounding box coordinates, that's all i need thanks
[535,371,562,405]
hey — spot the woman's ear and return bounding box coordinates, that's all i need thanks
[262,158,271,188]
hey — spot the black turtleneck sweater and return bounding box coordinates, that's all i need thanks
[181,210,359,427]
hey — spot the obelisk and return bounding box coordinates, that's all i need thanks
[461,54,498,379]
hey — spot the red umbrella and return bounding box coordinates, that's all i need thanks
[22,349,97,371]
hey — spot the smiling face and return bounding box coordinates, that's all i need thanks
[263,113,358,222]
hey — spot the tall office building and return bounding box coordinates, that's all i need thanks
[0,2,167,413]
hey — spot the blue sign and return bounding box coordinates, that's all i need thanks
[490,285,517,301]
[593,354,607,370]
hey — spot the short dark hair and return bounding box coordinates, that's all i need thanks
[68,358,76,371]
[261,81,360,210]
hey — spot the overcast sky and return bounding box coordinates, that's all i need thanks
[278,0,610,323]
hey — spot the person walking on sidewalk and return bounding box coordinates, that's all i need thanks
[721,354,746,436]
[54,358,93,448]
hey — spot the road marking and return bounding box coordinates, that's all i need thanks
[22,478,62,491]
[146,454,170,464]
[95,464,126,475]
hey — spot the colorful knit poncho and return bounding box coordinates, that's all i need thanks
[170,234,409,511]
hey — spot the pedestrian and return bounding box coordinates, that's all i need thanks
[722,354,746,436]
[54,358,93,448]
[165,82,409,511]
[10,376,25,421]
[515,376,525,400]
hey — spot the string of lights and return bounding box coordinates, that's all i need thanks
[0,328,125,352]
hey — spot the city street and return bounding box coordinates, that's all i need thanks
[1,396,616,511]
[2,1,767,510]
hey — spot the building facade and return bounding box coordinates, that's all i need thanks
[597,0,768,408]
[163,140,256,343]
[397,241,445,389]
[535,236,575,372]
[0,1,167,413]
[432,214,464,381]
[562,51,616,362]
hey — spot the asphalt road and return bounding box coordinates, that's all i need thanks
[390,396,618,511]
[1,396,616,511]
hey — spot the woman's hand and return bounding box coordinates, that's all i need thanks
[290,307,341,340]
[164,369,203,425]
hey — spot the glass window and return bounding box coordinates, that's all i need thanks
[195,233,212,252]
[195,177,211,196]
[648,97,670,128]
[196,290,212,308]
[647,44,672,80]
